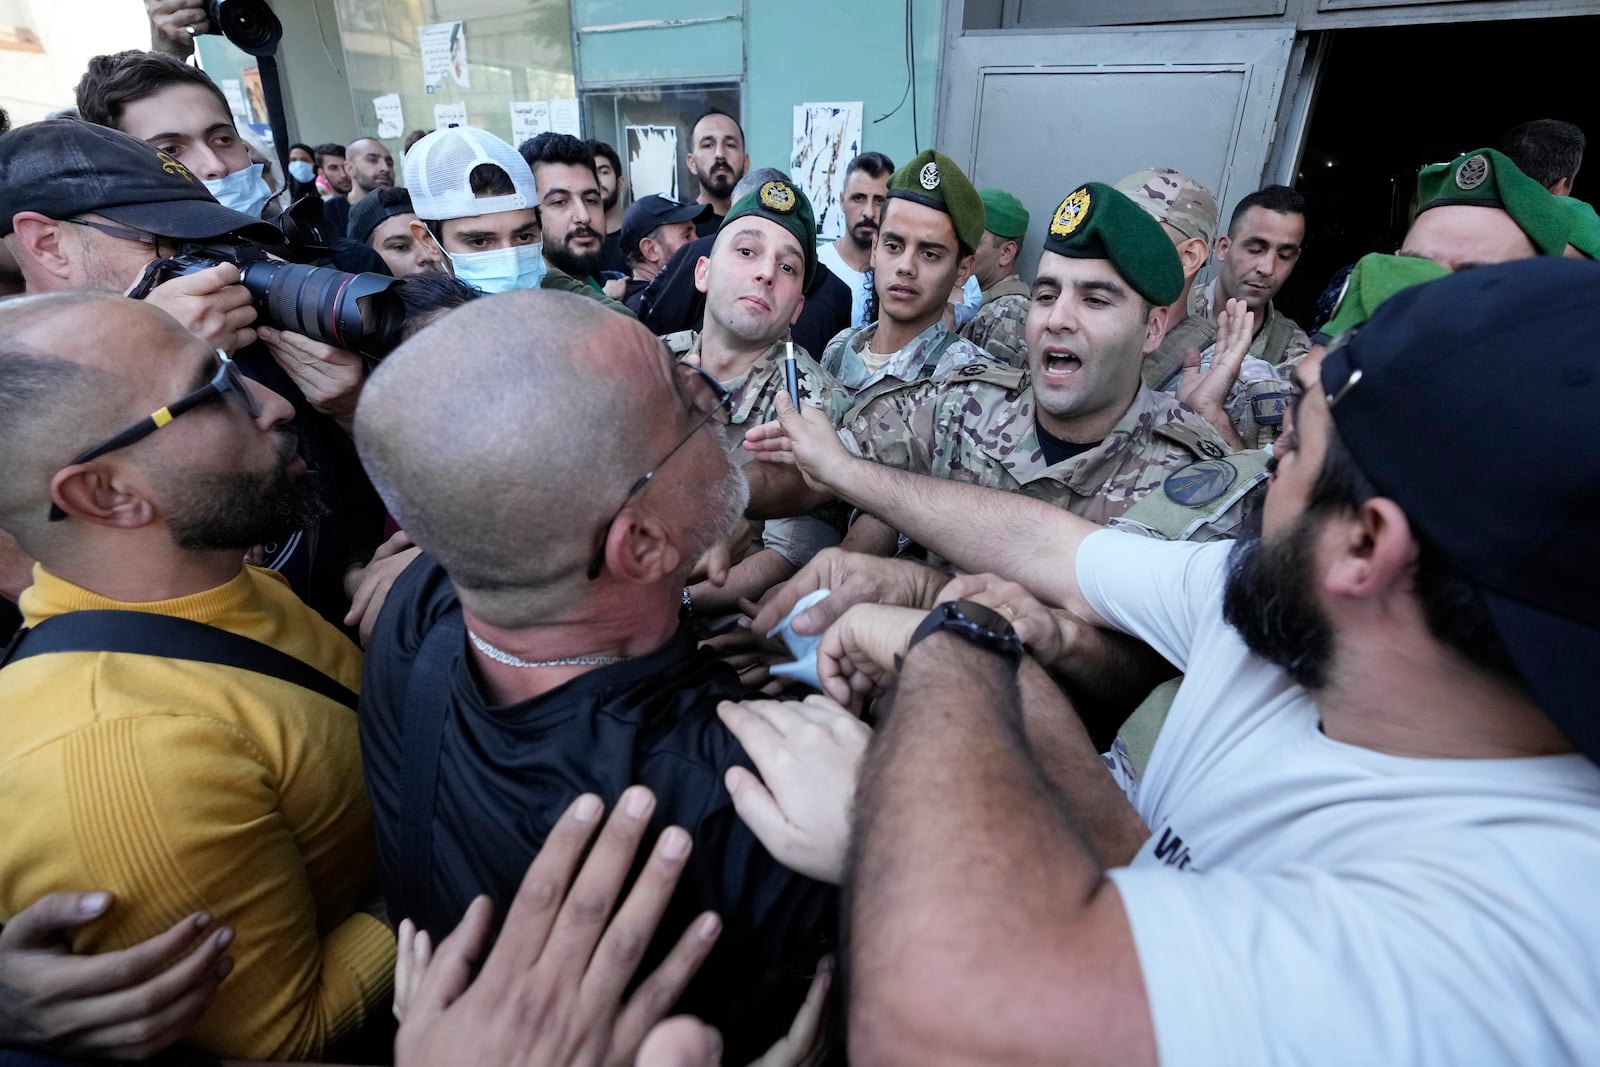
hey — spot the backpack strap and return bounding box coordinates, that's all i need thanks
[0,610,356,709]
[396,609,465,926]
[918,328,963,377]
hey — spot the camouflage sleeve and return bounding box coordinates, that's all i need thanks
[1222,357,1290,450]
[842,384,939,473]
[961,299,1029,371]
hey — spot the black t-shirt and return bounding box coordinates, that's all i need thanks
[360,558,837,1059]
[599,230,627,275]
[1035,419,1100,467]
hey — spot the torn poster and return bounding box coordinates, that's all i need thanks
[791,102,863,241]
[627,125,679,200]
[373,93,404,139]
[433,101,468,130]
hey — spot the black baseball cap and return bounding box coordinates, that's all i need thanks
[0,118,282,243]
[620,194,709,258]
[348,186,417,246]
[1320,257,1600,759]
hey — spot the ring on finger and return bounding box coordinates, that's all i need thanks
[997,603,1018,621]
[184,23,197,35]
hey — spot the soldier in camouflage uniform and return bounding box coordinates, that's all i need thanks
[1188,185,1312,368]
[833,180,1261,562]
[958,187,1032,370]
[821,149,1003,399]
[1115,167,1290,452]
[671,176,854,614]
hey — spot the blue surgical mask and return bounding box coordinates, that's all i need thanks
[446,243,547,294]
[288,159,315,184]
[204,162,272,219]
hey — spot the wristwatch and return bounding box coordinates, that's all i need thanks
[906,600,1024,666]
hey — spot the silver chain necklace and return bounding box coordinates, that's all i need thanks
[467,629,628,669]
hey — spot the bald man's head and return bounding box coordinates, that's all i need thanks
[1,291,311,560]
[356,290,739,626]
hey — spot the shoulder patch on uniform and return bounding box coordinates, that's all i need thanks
[945,361,1025,390]
[1164,458,1239,507]
[1153,419,1229,460]
[1249,389,1290,426]
[661,330,697,356]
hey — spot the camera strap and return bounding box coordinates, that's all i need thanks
[257,51,291,184]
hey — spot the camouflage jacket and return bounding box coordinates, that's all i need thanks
[1142,311,1291,451]
[821,319,1002,396]
[840,362,1242,532]
[1189,280,1311,367]
[958,275,1031,370]
[675,333,853,428]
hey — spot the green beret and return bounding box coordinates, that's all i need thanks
[978,188,1028,240]
[1040,182,1183,306]
[1318,253,1449,341]
[723,178,817,287]
[885,149,984,254]
[1561,196,1600,259]
[1415,148,1569,257]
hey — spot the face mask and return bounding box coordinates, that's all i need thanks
[288,159,315,184]
[446,243,547,294]
[204,163,272,219]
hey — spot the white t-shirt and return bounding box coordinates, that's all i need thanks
[1077,530,1600,1067]
[817,241,871,328]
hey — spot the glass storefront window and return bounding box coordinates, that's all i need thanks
[332,0,576,154]
[582,82,741,208]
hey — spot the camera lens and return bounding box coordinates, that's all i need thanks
[205,0,282,56]
[239,261,405,353]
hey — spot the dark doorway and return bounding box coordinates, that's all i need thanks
[1275,16,1600,329]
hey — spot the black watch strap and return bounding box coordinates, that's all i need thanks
[907,599,1024,665]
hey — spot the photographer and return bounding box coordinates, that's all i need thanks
[0,119,387,628]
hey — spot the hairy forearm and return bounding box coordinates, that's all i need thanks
[839,512,901,556]
[687,548,794,613]
[1015,658,1151,868]
[1040,622,1180,752]
[744,463,832,520]
[847,638,1110,1063]
[829,457,1100,620]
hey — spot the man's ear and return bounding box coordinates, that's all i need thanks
[1142,302,1173,354]
[50,463,158,530]
[692,255,711,296]
[1000,238,1020,272]
[789,292,806,327]
[1324,497,1416,602]
[685,153,701,179]
[602,507,682,585]
[11,214,75,283]
[1177,236,1210,278]
[409,219,444,258]
[954,253,976,289]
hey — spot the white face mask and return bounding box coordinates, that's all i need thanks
[204,162,272,219]
[446,243,547,294]
[288,159,316,184]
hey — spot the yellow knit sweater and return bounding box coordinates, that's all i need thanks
[0,564,394,1060]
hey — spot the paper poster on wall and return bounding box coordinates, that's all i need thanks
[419,21,469,91]
[510,101,552,146]
[240,66,269,127]
[373,93,405,139]
[219,79,251,127]
[434,101,468,130]
[548,98,582,137]
[791,102,863,241]
[626,126,678,200]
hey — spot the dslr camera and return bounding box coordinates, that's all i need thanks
[131,240,407,355]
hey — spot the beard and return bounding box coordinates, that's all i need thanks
[1220,510,1335,691]
[165,432,330,551]
[700,161,739,200]
[544,235,604,281]
[679,449,751,570]
[601,186,619,212]
[848,220,877,253]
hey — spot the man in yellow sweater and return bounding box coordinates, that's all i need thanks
[0,291,393,1060]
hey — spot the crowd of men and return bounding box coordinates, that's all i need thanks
[0,15,1597,1067]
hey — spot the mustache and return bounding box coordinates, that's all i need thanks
[566,225,601,241]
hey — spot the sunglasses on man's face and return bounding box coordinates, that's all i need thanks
[47,350,260,522]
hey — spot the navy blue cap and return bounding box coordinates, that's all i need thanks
[619,194,709,258]
[348,186,417,246]
[0,119,282,243]
[1320,258,1600,759]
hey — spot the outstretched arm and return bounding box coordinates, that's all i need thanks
[745,395,1109,626]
